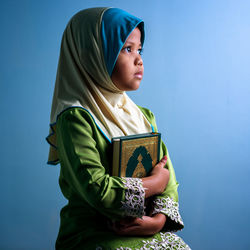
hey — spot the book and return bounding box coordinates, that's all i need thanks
[111,132,161,178]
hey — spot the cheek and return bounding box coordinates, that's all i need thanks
[111,66,124,88]
[115,55,131,72]
[112,62,129,80]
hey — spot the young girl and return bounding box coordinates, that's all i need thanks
[47,7,190,249]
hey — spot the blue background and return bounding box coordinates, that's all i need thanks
[1,0,250,249]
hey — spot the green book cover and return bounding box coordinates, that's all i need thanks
[112,132,161,178]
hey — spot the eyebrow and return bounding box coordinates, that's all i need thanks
[123,41,142,47]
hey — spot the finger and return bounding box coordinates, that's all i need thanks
[119,217,136,225]
[114,226,140,235]
[113,217,144,232]
[115,226,155,236]
[158,155,167,166]
[120,218,142,228]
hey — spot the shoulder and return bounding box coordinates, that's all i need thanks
[137,105,158,132]
[56,107,97,132]
[57,107,94,123]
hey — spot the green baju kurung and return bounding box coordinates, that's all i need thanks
[55,106,188,249]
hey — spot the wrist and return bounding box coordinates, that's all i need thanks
[153,172,168,195]
[152,213,166,232]
[142,176,160,198]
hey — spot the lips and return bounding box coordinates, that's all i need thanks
[134,71,143,79]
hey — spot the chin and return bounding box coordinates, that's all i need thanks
[126,84,140,91]
[129,79,142,91]
[115,80,141,91]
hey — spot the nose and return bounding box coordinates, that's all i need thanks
[135,54,143,66]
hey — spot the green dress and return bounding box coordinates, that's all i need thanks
[55,106,190,249]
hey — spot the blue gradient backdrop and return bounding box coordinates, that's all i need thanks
[1,1,250,249]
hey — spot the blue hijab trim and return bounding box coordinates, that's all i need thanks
[101,8,145,76]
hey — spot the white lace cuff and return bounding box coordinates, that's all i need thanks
[142,232,190,250]
[152,197,184,228]
[97,232,190,250]
[121,178,145,218]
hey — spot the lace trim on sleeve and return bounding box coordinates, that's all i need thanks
[152,197,184,226]
[141,232,190,250]
[120,177,145,218]
[96,232,190,250]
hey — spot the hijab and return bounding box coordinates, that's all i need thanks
[47,7,152,164]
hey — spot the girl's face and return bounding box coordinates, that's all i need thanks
[111,27,144,91]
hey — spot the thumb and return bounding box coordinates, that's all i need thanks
[159,155,167,166]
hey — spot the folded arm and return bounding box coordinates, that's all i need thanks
[56,108,146,220]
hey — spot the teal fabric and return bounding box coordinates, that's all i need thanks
[101,8,145,75]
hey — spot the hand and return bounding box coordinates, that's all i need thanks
[150,156,169,193]
[112,214,166,236]
[142,156,169,198]
[150,155,168,177]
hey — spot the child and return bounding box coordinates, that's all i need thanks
[47,7,190,249]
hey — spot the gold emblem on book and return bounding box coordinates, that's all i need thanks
[132,155,146,178]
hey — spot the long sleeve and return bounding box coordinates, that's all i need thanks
[138,106,184,232]
[56,108,145,220]
[151,141,184,231]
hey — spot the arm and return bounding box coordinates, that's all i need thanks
[112,213,167,236]
[142,155,169,198]
[150,136,184,231]
[138,106,184,232]
[56,108,146,220]
[112,144,183,235]
[112,155,170,236]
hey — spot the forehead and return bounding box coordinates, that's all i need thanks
[125,28,141,44]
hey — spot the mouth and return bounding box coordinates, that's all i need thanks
[134,71,143,79]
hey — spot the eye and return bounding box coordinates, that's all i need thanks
[123,46,132,53]
[138,48,143,55]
